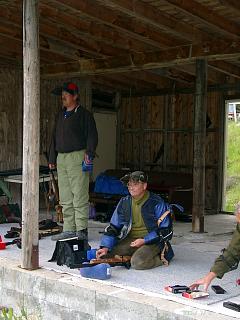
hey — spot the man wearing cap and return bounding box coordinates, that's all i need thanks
[49,82,98,241]
[96,171,180,270]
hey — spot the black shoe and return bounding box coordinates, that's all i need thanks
[51,231,76,241]
[76,228,88,240]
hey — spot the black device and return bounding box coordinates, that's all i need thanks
[171,285,190,294]
[211,285,226,294]
[223,302,240,312]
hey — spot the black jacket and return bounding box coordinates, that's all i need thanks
[49,105,98,163]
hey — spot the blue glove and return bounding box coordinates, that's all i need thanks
[82,156,93,172]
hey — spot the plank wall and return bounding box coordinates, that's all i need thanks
[0,67,22,170]
[0,68,93,170]
[118,91,223,212]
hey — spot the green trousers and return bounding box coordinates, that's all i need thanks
[57,150,89,232]
[109,237,163,270]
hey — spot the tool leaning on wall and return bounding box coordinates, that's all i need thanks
[44,152,63,223]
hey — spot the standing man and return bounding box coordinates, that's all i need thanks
[96,171,181,270]
[49,82,98,241]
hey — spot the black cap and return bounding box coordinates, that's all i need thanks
[51,82,79,96]
[120,171,148,184]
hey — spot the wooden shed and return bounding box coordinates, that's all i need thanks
[0,0,240,267]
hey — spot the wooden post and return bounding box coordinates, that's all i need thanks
[79,77,92,111]
[21,0,40,269]
[192,59,207,233]
[140,97,146,170]
[115,92,122,169]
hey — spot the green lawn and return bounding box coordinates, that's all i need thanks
[226,121,240,211]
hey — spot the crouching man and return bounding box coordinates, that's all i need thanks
[96,171,181,270]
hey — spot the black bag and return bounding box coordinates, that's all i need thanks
[0,203,21,224]
[49,237,90,268]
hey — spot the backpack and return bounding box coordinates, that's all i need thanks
[49,237,90,268]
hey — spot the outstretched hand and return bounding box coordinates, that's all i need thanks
[130,238,145,248]
[96,247,109,259]
[235,202,240,223]
[189,271,216,292]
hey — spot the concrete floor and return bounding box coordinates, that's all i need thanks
[0,213,240,319]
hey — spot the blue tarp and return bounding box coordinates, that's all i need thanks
[94,173,129,195]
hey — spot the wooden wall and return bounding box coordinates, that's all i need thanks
[118,91,224,213]
[0,67,22,170]
[0,65,230,213]
[0,68,93,170]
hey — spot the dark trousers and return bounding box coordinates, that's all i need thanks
[109,237,163,270]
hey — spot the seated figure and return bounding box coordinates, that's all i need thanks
[96,171,182,270]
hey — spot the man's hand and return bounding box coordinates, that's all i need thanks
[235,203,240,223]
[84,153,93,164]
[236,212,240,224]
[130,238,145,248]
[49,163,56,170]
[96,247,109,259]
[189,271,216,292]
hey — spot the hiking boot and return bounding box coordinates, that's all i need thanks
[76,228,88,240]
[51,231,76,241]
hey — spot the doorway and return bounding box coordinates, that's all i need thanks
[222,99,240,212]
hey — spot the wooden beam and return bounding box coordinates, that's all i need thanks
[192,59,207,233]
[109,73,156,90]
[124,70,172,89]
[39,4,154,53]
[209,61,240,79]
[175,63,224,84]
[0,27,76,63]
[0,3,164,52]
[0,55,20,66]
[0,33,22,54]
[92,77,126,91]
[165,68,195,84]
[122,81,240,97]
[165,0,240,39]
[45,0,183,49]
[41,39,240,77]
[22,0,40,270]
[96,0,210,42]
[0,9,127,59]
[218,0,240,16]
[40,18,128,57]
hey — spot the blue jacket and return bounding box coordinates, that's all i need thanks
[100,192,181,251]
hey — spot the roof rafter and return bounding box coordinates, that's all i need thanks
[174,64,224,84]
[209,61,240,79]
[165,0,240,38]
[96,0,211,42]
[0,9,129,58]
[45,0,184,50]
[39,4,156,53]
[219,0,240,16]
[40,3,153,51]
[42,39,240,77]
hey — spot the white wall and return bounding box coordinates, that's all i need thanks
[93,112,117,179]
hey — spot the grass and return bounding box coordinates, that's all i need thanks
[226,121,240,212]
[0,307,40,320]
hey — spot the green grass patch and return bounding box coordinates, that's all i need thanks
[0,307,40,320]
[226,121,240,211]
